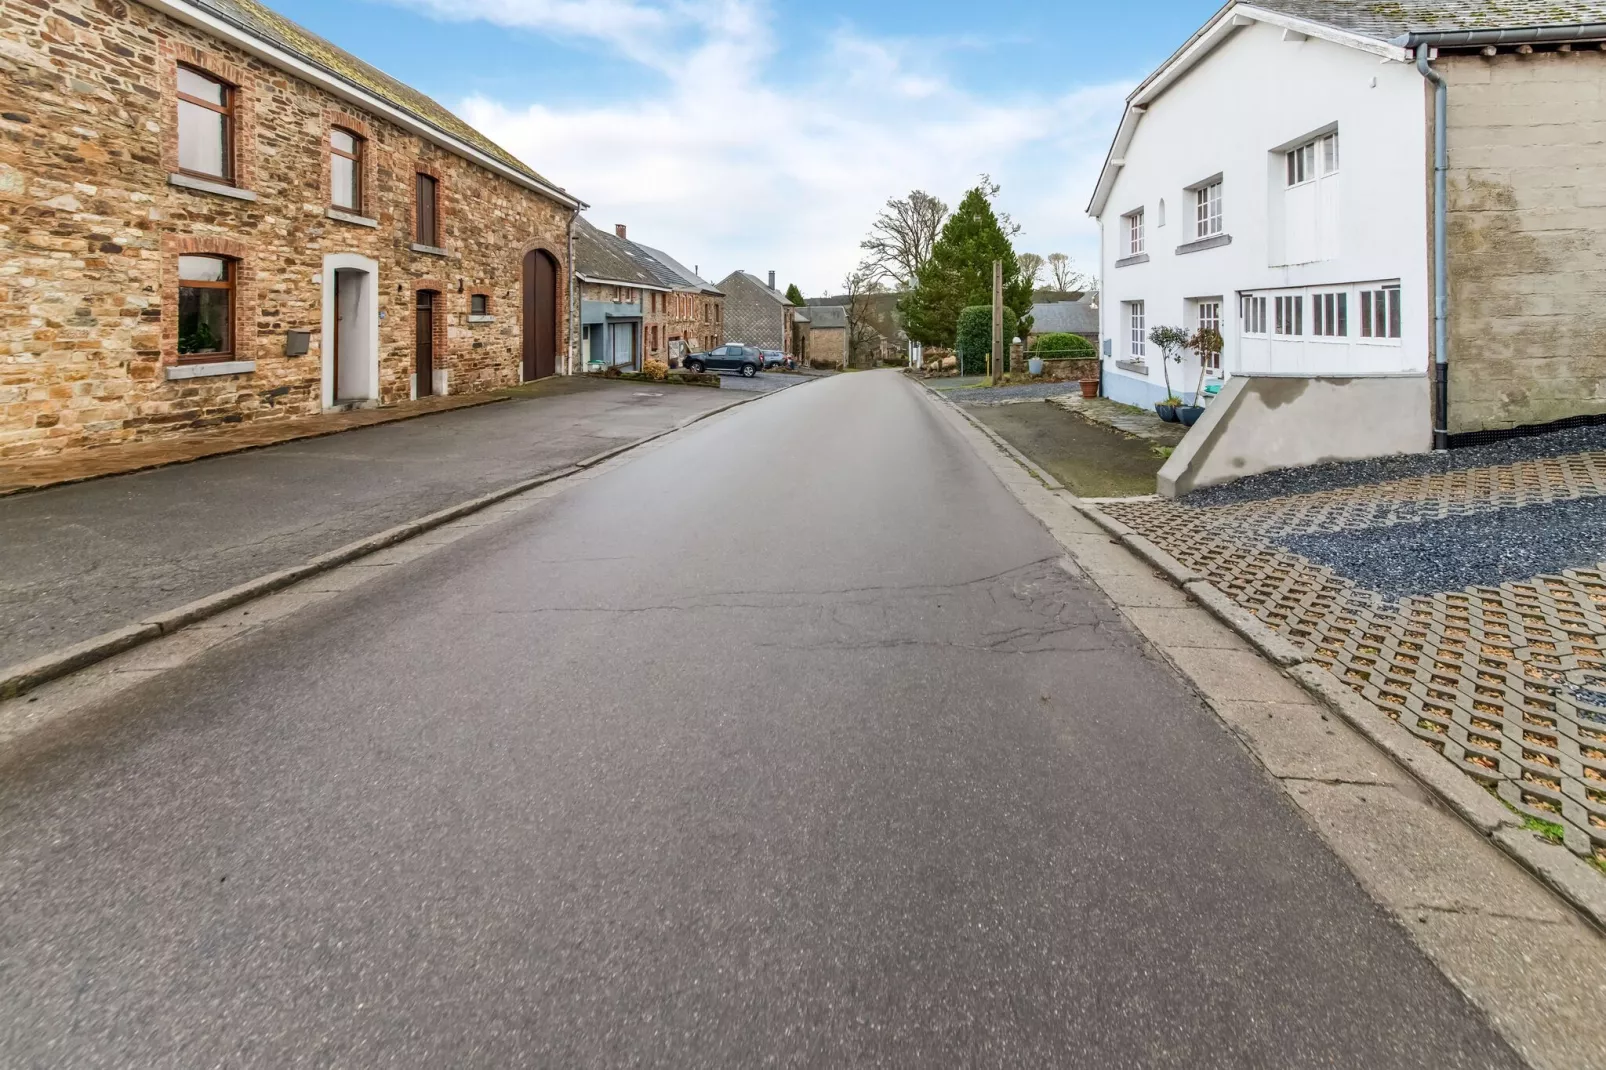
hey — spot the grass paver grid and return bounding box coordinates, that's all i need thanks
[1103,448,1606,870]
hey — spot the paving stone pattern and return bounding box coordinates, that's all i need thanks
[1103,445,1606,869]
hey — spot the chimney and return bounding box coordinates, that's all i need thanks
[768,270,776,290]
[615,224,627,239]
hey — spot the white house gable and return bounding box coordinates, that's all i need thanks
[1096,16,1429,405]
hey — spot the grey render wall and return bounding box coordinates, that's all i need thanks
[1158,375,1431,497]
[1441,51,1606,433]
[719,273,789,350]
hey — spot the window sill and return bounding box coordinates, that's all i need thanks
[168,173,257,202]
[409,242,449,257]
[1114,358,1150,375]
[326,207,378,228]
[1176,233,1232,255]
[166,360,255,380]
[1114,253,1149,268]
[468,314,496,324]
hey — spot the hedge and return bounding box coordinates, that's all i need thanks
[1029,332,1096,358]
[955,305,1018,376]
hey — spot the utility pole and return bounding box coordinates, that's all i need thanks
[991,259,1004,381]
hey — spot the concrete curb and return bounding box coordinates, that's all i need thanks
[0,387,776,702]
[1064,497,1606,933]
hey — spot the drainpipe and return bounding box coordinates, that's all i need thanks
[1415,44,1450,451]
[567,208,579,376]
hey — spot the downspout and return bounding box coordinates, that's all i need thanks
[567,209,579,376]
[1415,44,1450,450]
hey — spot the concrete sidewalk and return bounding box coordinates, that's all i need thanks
[0,377,772,667]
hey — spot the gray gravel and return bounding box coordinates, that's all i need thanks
[952,382,1084,406]
[1284,494,1606,598]
[1184,423,1606,507]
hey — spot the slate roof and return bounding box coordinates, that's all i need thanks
[574,219,668,289]
[805,305,848,330]
[1029,296,1099,336]
[183,0,573,198]
[1250,0,1606,39]
[633,243,723,295]
[730,272,792,305]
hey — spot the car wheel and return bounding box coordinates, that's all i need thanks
[688,360,705,373]
[741,364,757,378]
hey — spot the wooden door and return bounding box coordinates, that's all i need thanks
[522,249,557,380]
[415,290,434,398]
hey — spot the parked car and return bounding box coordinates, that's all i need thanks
[685,344,763,377]
[761,350,787,369]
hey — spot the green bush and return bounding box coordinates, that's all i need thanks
[955,305,1017,376]
[1029,332,1095,358]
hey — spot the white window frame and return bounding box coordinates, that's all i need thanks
[1286,132,1338,188]
[1124,209,1145,256]
[1126,300,1146,358]
[1274,294,1303,336]
[1193,298,1223,372]
[1311,291,1348,338]
[1240,294,1267,336]
[1359,284,1403,342]
[1194,181,1223,239]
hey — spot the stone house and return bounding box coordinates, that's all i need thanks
[716,270,792,352]
[574,219,665,370]
[801,305,846,367]
[0,0,583,458]
[625,237,724,364]
[804,293,908,367]
[1088,0,1606,494]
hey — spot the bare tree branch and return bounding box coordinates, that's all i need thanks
[843,262,885,368]
[1016,253,1044,291]
[859,191,948,288]
[1046,253,1087,292]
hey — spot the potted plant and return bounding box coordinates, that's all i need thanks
[1147,325,1190,421]
[1176,325,1223,427]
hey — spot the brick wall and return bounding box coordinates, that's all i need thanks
[809,327,846,368]
[1441,51,1606,433]
[0,0,573,458]
[663,290,722,357]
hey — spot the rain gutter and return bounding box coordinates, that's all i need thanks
[1413,44,1450,451]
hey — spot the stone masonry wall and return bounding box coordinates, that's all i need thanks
[719,274,786,352]
[663,290,721,358]
[1441,50,1606,433]
[0,0,573,458]
[808,327,845,368]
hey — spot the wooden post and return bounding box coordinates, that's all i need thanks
[991,260,1004,381]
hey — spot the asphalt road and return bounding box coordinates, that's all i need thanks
[0,377,763,667]
[0,371,1519,1068]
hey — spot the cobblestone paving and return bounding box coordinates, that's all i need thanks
[1103,446,1606,869]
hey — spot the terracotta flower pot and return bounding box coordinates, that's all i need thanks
[1079,378,1099,399]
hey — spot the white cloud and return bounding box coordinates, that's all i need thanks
[413,0,1130,294]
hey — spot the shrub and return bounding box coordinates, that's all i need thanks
[809,358,842,370]
[666,371,721,388]
[1029,332,1095,357]
[643,358,669,381]
[955,304,1018,376]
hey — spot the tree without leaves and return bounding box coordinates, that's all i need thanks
[843,262,885,368]
[1016,253,1044,290]
[899,183,1032,348]
[860,191,948,288]
[1046,252,1085,293]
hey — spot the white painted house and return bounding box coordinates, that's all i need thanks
[1088,0,1606,493]
[1091,5,1428,410]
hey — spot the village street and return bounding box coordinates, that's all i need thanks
[0,372,1521,1068]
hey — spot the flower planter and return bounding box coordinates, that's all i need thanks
[1177,405,1205,427]
[1079,378,1099,399]
[1155,403,1179,422]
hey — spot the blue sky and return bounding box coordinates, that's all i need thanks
[272,0,1223,293]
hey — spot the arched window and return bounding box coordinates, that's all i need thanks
[1156,198,1166,228]
[177,255,234,362]
[177,66,233,181]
